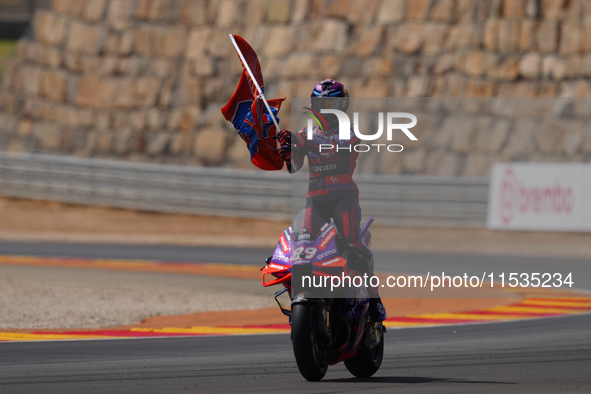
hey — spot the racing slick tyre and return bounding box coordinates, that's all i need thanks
[344,323,384,378]
[291,303,329,381]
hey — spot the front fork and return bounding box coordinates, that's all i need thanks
[274,287,292,317]
[290,292,332,346]
[274,287,330,331]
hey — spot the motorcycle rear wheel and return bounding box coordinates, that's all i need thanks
[291,303,329,381]
[344,324,384,378]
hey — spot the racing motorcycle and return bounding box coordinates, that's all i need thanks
[262,209,385,381]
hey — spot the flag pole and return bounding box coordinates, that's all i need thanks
[229,34,281,132]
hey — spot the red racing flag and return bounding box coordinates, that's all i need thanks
[221,35,285,171]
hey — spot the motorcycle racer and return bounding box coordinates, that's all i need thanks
[277,79,387,322]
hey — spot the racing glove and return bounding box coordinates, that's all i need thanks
[277,129,293,172]
[277,128,292,147]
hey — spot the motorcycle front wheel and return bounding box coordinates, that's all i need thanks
[291,303,329,381]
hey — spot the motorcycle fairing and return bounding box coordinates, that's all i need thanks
[262,209,377,368]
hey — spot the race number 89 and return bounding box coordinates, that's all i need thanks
[290,247,317,261]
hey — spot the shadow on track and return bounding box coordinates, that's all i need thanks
[322,376,516,385]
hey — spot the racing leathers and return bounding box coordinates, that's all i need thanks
[289,126,362,241]
[280,125,386,321]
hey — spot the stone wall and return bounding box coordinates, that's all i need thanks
[342,97,591,176]
[0,0,590,176]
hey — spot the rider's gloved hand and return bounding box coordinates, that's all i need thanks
[277,129,293,172]
[279,143,292,162]
[280,148,292,172]
[277,129,292,147]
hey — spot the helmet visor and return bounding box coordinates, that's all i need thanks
[310,97,348,112]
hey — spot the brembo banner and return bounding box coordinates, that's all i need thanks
[488,163,591,232]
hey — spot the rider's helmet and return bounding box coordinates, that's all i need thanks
[310,79,349,134]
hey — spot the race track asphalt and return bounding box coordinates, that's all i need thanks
[1,313,590,393]
[0,242,590,393]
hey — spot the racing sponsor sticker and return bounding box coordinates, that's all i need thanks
[269,263,287,270]
[316,249,337,260]
[279,234,289,253]
[283,229,292,243]
[298,233,311,240]
[272,254,290,263]
[319,223,333,239]
[322,257,342,266]
[311,164,337,172]
[319,228,336,250]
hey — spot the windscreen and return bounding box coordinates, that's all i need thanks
[291,208,330,241]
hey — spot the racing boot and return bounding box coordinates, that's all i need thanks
[369,297,387,322]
